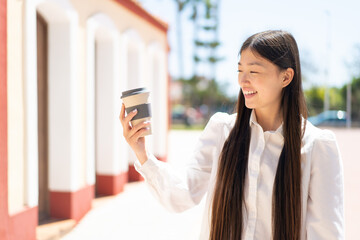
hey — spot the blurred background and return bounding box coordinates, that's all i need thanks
[1,0,359,240]
[139,0,360,129]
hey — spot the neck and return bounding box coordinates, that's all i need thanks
[254,107,282,132]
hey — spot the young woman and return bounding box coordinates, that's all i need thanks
[119,30,344,240]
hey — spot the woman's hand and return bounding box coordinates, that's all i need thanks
[119,104,150,165]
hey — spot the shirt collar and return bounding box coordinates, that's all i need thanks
[249,109,258,127]
[249,109,284,137]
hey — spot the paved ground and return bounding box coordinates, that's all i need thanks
[61,128,360,240]
[330,128,360,239]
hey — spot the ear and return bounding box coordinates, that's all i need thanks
[282,68,294,88]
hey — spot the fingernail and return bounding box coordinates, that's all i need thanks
[132,109,137,113]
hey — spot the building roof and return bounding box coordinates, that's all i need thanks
[113,0,168,33]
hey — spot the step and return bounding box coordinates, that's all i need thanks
[36,219,76,240]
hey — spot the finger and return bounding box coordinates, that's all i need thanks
[120,104,130,130]
[129,127,149,143]
[122,108,138,129]
[119,103,125,122]
[129,121,151,137]
[126,121,150,140]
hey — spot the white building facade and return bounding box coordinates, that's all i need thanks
[0,0,169,239]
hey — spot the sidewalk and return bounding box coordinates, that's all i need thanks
[60,128,360,240]
[330,128,360,239]
[61,182,205,240]
[61,130,204,240]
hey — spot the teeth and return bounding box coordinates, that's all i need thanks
[244,91,257,95]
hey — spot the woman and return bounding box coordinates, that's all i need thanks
[119,30,344,240]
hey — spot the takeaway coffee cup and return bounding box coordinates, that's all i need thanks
[121,87,152,136]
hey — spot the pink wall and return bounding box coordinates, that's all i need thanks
[0,0,9,238]
[0,2,37,239]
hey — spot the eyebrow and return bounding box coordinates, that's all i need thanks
[238,62,265,67]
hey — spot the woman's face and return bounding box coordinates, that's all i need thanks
[238,48,288,112]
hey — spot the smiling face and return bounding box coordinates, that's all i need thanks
[238,48,291,115]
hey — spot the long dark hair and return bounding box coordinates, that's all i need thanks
[210,30,307,240]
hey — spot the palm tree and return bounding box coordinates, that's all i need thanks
[174,0,190,78]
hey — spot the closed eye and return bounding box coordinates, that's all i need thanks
[250,71,258,74]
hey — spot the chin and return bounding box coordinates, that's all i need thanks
[244,102,255,109]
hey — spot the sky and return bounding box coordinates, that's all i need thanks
[139,0,360,96]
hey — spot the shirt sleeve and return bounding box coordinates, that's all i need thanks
[134,112,228,212]
[306,130,345,239]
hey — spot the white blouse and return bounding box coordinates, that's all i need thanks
[134,111,344,240]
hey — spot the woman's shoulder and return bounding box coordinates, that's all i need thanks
[207,112,237,128]
[201,112,236,138]
[302,120,342,177]
[200,112,236,145]
[303,119,337,148]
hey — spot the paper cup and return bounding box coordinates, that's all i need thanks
[121,87,152,136]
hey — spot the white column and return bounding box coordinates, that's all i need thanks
[138,41,146,87]
[7,0,27,214]
[47,13,80,192]
[119,34,130,171]
[123,29,144,90]
[143,47,154,154]
[95,28,124,175]
[23,0,39,208]
[148,44,168,158]
[158,49,169,157]
[85,18,96,186]
[123,30,144,164]
[112,34,128,174]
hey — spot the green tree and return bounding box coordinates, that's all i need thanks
[305,86,346,117]
[342,45,360,123]
[191,0,222,80]
[178,76,236,117]
[329,87,345,111]
[174,0,191,78]
[305,87,324,116]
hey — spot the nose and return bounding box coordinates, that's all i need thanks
[238,72,250,86]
